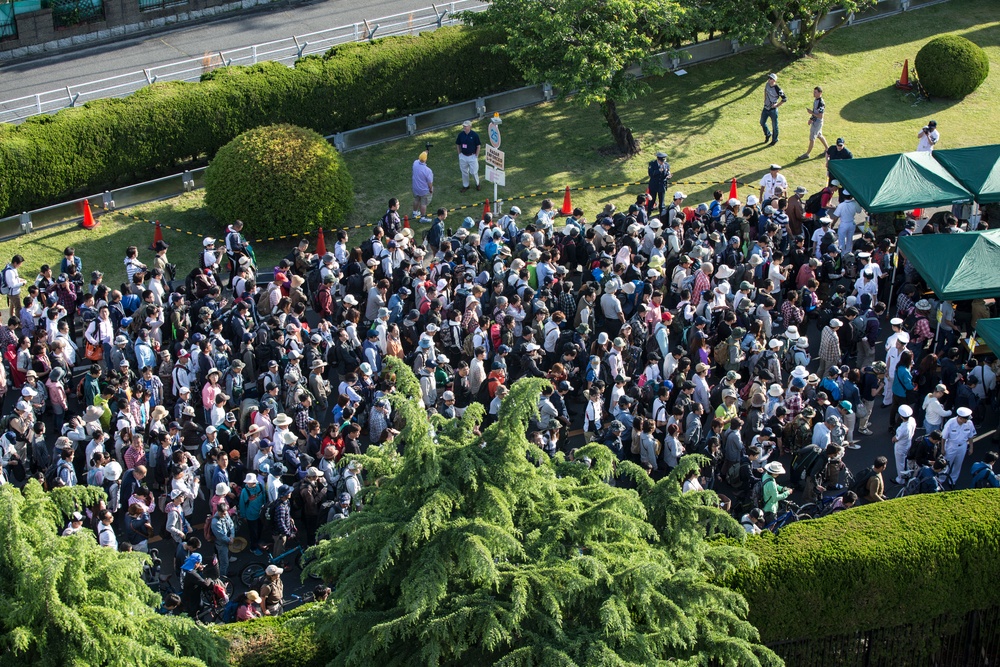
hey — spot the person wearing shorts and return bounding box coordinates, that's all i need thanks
[798,86,828,161]
[411,151,434,219]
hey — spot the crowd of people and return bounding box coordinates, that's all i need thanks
[0,150,998,619]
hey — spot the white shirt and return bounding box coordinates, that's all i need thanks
[895,418,916,447]
[942,417,976,449]
[832,199,862,227]
[916,128,940,152]
[98,523,118,549]
[969,364,996,400]
[922,394,952,426]
[759,173,788,200]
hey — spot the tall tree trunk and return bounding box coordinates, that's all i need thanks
[601,97,640,156]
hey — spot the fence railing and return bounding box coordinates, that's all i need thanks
[0,0,951,240]
[767,605,1000,667]
[0,0,486,124]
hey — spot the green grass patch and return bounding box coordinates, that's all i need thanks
[1,0,997,281]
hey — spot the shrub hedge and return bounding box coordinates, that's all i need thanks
[215,604,326,667]
[915,35,990,99]
[0,26,520,217]
[731,489,1000,644]
[205,124,354,237]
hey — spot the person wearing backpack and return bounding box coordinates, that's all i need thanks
[0,255,26,319]
[855,456,888,503]
[271,484,296,556]
[969,451,1000,489]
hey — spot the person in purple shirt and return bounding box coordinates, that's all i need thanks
[411,151,434,219]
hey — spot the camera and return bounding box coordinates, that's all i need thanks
[425,141,434,151]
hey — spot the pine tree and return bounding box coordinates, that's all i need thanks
[305,357,782,666]
[0,481,226,667]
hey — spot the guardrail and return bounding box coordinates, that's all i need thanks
[0,0,950,239]
[0,0,486,124]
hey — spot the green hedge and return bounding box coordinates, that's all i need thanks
[731,490,1000,644]
[0,26,520,217]
[215,604,327,667]
[915,35,990,99]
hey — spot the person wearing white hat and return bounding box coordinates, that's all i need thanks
[761,460,790,522]
[760,164,788,201]
[942,407,977,487]
[883,331,909,407]
[830,189,861,255]
[891,404,916,485]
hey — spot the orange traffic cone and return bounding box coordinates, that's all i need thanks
[81,199,97,230]
[150,220,163,250]
[315,227,327,257]
[561,186,573,215]
[728,178,738,201]
[403,215,410,229]
[896,59,912,90]
[484,199,491,217]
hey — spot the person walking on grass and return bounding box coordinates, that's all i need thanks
[760,73,787,147]
[455,120,481,193]
[798,86,828,160]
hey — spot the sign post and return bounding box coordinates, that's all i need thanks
[486,112,504,212]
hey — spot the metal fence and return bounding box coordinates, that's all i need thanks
[50,0,105,29]
[0,0,486,123]
[767,606,1000,667]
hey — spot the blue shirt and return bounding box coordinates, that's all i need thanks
[455,130,481,156]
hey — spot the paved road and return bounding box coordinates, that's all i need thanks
[0,0,458,102]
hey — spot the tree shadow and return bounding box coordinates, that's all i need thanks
[840,85,965,124]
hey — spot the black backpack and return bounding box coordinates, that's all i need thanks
[851,467,876,497]
[263,498,281,527]
[360,237,376,262]
[804,191,825,215]
[44,459,62,490]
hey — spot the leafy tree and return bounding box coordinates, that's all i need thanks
[466,0,683,155]
[0,481,226,667]
[304,357,781,666]
[701,0,875,57]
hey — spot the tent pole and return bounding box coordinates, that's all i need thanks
[969,328,977,362]
[933,304,942,350]
[887,254,898,315]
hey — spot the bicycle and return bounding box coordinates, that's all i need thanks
[763,499,802,534]
[797,490,850,519]
[240,540,318,587]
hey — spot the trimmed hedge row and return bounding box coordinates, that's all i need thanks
[732,489,1000,644]
[215,604,326,667]
[0,26,520,217]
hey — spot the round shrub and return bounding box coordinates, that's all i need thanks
[915,35,989,99]
[205,123,354,238]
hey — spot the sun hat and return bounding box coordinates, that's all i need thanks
[764,461,785,475]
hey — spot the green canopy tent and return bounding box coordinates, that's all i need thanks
[827,151,974,214]
[897,229,1000,301]
[932,145,1000,205]
[973,318,1000,358]
[898,230,1000,349]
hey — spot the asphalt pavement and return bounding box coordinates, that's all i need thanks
[0,0,452,103]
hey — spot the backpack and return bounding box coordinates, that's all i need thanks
[725,460,742,487]
[462,331,476,359]
[748,478,764,509]
[257,284,276,316]
[306,267,322,300]
[221,596,242,623]
[0,265,10,295]
[263,498,281,527]
[713,339,731,366]
[851,467,876,497]
[44,459,62,490]
[970,464,995,489]
[203,513,215,543]
[679,273,697,294]
[360,237,376,262]
[804,191,825,215]
[288,481,305,518]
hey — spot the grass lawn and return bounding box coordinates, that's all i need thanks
[2,0,997,283]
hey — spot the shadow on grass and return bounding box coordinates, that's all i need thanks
[840,85,964,124]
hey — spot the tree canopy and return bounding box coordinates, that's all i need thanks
[304,357,781,666]
[466,0,683,155]
[0,481,225,667]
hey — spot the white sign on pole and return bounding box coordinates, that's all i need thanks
[485,165,506,186]
[485,146,505,170]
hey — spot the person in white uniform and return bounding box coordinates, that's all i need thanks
[883,332,908,407]
[941,407,976,488]
[891,404,916,485]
